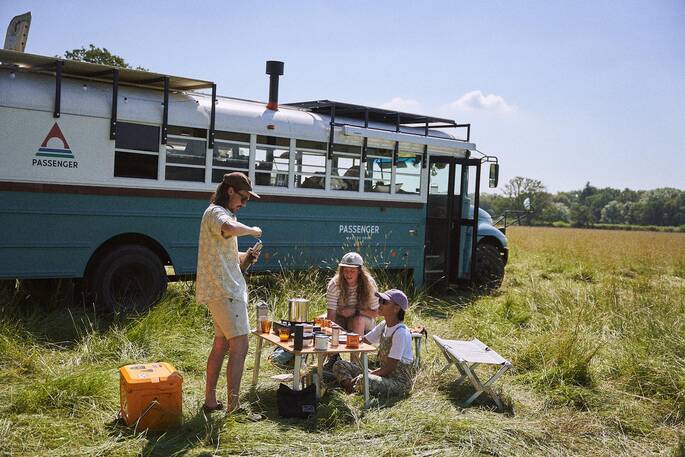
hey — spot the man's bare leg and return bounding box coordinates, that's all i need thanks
[205,336,229,408]
[226,334,249,412]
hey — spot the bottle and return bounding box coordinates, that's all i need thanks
[294,324,304,351]
[331,328,340,346]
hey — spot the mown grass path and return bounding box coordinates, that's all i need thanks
[1,227,684,456]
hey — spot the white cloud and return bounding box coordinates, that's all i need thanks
[449,90,515,114]
[380,97,421,113]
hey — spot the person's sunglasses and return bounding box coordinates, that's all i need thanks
[238,192,250,203]
[379,297,390,305]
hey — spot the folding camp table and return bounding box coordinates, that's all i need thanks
[433,335,512,410]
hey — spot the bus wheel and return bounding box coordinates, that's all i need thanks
[87,245,167,313]
[473,244,505,291]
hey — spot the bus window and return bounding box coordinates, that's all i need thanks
[363,144,393,193]
[255,135,289,187]
[331,143,362,191]
[114,151,158,180]
[115,122,160,152]
[212,140,250,183]
[295,139,327,190]
[165,137,207,182]
[395,142,422,195]
[114,122,160,179]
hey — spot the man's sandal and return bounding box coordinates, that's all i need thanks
[201,401,224,414]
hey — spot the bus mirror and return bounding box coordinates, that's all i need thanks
[489,163,499,188]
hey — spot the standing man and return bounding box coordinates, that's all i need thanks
[196,172,262,414]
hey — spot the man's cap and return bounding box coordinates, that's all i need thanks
[375,289,409,311]
[225,172,260,199]
[339,252,364,268]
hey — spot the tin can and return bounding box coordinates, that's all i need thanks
[315,333,328,351]
[346,333,360,349]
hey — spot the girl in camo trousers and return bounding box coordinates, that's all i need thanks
[332,288,416,397]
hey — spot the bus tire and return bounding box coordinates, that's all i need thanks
[473,243,505,291]
[86,244,167,313]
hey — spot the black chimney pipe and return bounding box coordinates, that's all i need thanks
[265,60,284,111]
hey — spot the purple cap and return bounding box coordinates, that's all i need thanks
[375,289,409,311]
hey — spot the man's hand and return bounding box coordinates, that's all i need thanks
[246,246,260,264]
[251,226,262,238]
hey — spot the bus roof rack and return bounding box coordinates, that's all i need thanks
[285,100,471,164]
[284,99,467,132]
[0,49,214,90]
[0,49,217,146]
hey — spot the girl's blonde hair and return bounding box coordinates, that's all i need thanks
[333,265,375,310]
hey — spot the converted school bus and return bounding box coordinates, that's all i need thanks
[0,50,508,310]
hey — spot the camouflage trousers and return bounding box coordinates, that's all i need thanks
[332,359,413,398]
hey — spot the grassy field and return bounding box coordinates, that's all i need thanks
[1,226,684,456]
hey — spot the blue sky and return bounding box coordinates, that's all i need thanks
[3,1,684,192]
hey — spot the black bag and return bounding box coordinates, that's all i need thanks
[276,383,316,418]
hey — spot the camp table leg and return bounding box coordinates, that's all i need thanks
[293,354,303,391]
[316,353,324,399]
[362,352,370,408]
[252,335,263,386]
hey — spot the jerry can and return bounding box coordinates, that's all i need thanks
[119,362,183,431]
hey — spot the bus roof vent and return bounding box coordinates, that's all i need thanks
[265,60,284,111]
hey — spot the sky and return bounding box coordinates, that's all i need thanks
[3,0,684,193]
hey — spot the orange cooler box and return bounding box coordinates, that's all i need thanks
[119,362,183,431]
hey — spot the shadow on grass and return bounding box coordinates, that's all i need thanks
[438,377,515,416]
[106,409,227,457]
[244,385,358,432]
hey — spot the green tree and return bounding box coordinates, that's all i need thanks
[63,44,148,71]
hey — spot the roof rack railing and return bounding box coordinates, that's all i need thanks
[284,100,470,167]
[0,49,217,147]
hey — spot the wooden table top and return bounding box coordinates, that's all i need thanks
[252,330,376,355]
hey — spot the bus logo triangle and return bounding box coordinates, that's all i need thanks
[37,122,74,158]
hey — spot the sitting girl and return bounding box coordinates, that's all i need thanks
[332,288,415,398]
[326,252,379,335]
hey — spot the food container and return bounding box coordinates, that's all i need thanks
[119,362,182,431]
[288,298,310,323]
[331,328,340,346]
[346,333,360,349]
[315,333,328,351]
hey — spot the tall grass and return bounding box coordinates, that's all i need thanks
[0,227,683,456]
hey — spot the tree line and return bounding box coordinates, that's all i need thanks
[480,177,685,230]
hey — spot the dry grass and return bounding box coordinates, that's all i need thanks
[0,227,684,456]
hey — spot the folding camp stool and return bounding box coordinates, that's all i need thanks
[433,335,512,410]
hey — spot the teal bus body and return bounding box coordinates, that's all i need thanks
[0,190,425,283]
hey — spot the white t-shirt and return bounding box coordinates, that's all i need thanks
[364,321,414,365]
[195,204,248,305]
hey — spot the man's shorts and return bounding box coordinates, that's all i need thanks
[207,297,250,340]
